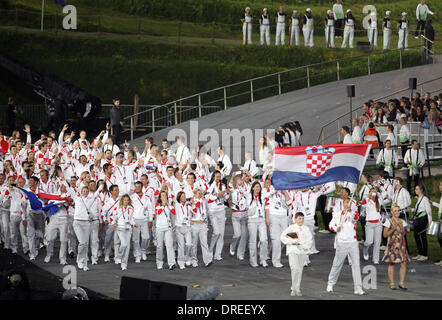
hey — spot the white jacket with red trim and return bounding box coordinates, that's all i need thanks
[191,198,208,222]
[230,184,248,212]
[360,198,382,221]
[329,207,359,243]
[206,181,229,212]
[130,192,153,221]
[155,203,175,230]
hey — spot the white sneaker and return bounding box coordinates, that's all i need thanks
[296,291,303,297]
[319,230,331,234]
[417,255,428,261]
[104,256,110,262]
[380,245,386,251]
[78,262,84,269]
[326,284,333,292]
[229,249,235,256]
[290,290,297,296]
[135,257,141,263]
[273,262,284,268]
[304,260,311,267]
[435,260,442,266]
[185,260,192,267]
[60,259,67,265]
[114,257,121,264]
[192,262,198,268]
[91,258,98,265]
[121,264,127,271]
[142,253,147,261]
[214,257,223,261]
[82,266,89,271]
[44,256,51,263]
[157,265,163,270]
[12,249,18,254]
[354,289,366,295]
[261,261,268,267]
[412,255,422,260]
[29,254,36,261]
[311,250,320,255]
[363,252,369,261]
[238,256,244,261]
[180,265,185,270]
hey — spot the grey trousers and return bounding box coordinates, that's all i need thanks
[364,221,382,263]
[208,209,226,259]
[67,215,77,254]
[116,227,132,267]
[248,218,268,266]
[0,209,10,248]
[269,214,289,265]
[288,252,307,292]
[132,219,150,258]
[73,220,91,267]
[156,228,175,268]
[190,223,212,265]
[27,212,45,257]
[327,241,363,291]
[46,216,68,261]
[104,223,120,258]
[230,212,248,259]
[9,214,29,253]
[176,225,192,267]
[89,220,100,261]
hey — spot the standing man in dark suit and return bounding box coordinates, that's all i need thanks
[110,98,123,146]
[7,97,17,135]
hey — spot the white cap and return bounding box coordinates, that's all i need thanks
[306,8,312,12]
[293,10,297,14]
[245,7,250,11]
[346,9,352,13]
[327,10,332,14]
[402,12,407,16]
[263,8,267,12]
[386,10,391,15]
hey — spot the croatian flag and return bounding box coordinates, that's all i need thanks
[272,144,371,190]
[17,187,69,217]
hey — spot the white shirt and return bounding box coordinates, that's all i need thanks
[246,194,267,220]
[361,198,382,221]
[333,3,344,20]
[404,148,425,175]
[416,3,434,20]
[280,224,313,255]
[352,126,362,143]
[393,187,411,210]
[241,159,259,177]
[218,153,232,176]
[414,196,432,225]
[175,145,191,165]
[112,206,135,229]
[174,202,192,227]
[343,133,352,144]
[329,206,359,243]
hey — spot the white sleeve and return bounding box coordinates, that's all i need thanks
[416,5,420,20]
[382,219,391,228]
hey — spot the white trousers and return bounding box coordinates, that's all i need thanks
[190,223,212,265]
[260,25,270,45]
[248,218,268,266]
[269,214,289,266]
[116,227,132,267]
[325,26,335,47]
[73,220,91,267]
[383,28,391,50]
[243,23,252,44]
[230,212,248,259]
[288,253,307,293]
[398,29,408,49]
[9,214,29,253]
[0,209,10,248]
[132,219,149,258]
[103,223,120,258]
[156,228,175,268]
[208,209,226,259]
[46,216,68,261]
[364,221,382,263]
[327,241,363,291]
[341,27,354,48]
[303,27,314,47]
[27,212,45,257]
[275,23,285,45]
[89,219,100,261]
[368,28,378,48]
[175,225,192,267]
[290,26,300,46]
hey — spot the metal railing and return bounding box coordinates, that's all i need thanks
[124,44,424,140]
[316,76,442,145]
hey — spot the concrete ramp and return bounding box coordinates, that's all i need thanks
[132,63,442,164]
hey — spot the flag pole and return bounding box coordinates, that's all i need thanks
[41,0,45,31]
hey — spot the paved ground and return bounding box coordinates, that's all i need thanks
[132,63,442,165]
[19,209,442,300]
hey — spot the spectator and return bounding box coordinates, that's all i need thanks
[110,98,123,146]
[364,122,380,158]
[341,126,352,144]
[372,107,388,125]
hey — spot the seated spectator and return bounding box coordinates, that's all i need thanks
[372,107,388,126]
